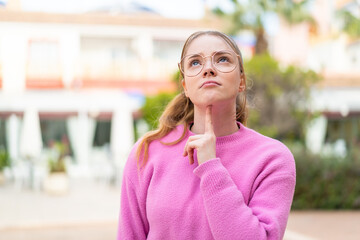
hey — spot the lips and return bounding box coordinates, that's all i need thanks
[200,81,221,88]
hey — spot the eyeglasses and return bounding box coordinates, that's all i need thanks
[179,50,242,77]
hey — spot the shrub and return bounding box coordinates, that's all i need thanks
[142,92,177,130]
[47,141,68,173]
[245,54,319,141]
[292,150,360,209]
[0,148,10,171]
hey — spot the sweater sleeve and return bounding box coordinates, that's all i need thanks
[117,143,150,240]
[193,158,295,240]
[117,174,148,240]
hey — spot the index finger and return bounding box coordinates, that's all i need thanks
[205,105,214,134]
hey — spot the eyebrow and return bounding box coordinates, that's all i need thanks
[186,52,205,57]
[187,54,201,59]
[185,50,229,57]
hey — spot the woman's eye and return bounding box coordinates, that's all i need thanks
[190,60,200,67]
[218,56,229,63]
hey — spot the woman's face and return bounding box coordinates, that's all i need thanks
[181,35,244,108]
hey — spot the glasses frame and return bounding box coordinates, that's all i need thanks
[178,50,243,77]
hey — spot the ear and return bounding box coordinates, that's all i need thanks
[182,79,188,97]
[238,78,245,92]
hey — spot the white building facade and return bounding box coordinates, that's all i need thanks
[0,9,221,185]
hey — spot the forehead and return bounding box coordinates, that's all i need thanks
[185,35,233,56]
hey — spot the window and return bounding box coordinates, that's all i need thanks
[93,120,111,147]
[153,40,183,61]
[0,118,7,149]
[153,39,183,79]
[325,117,360,149]
[80,37,137,84]
[26,40,63,89]
[40,119,72,156]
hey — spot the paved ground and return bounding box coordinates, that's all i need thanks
[285,211,360,240]
[0,179,359,240]
[0,223,117,240]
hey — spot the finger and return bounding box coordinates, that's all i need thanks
[183,139,190,156]
[184,142,195,157]
[185,143,193,164]
[183,135,202,156]
[188,149,194,164]
[188,135,203,141]
[205,105,214,134]
[183,142,187,156]
[184,141,197,165]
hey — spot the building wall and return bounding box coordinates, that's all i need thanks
[304,0,360,155]
[266,0,360,155]
[0,10,221,180]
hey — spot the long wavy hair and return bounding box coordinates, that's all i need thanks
[136,30,248,168]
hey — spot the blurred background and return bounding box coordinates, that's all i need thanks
[0,0,359,239]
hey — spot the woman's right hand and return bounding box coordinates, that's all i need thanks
[183,105,216,165]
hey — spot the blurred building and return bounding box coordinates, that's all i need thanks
[305,0,360,157]
[269,0,360,156]
[1,0,359,190]
[0,5,220,185]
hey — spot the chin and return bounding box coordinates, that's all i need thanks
[189,92,236,107]
[198,97,236,108]
[193,99,219,108]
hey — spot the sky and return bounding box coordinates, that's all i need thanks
[15,0,236,19]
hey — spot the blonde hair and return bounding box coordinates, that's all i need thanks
[136,30,248,168]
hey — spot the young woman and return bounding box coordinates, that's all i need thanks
[118,31,296,240]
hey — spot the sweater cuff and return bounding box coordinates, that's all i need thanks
[193,158,236,199]
[193,158,222,177]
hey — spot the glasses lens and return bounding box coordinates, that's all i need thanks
[182,54,203,77]
[181,51,238,77]
[213,51,237,73]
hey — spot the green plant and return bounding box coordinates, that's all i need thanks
[48,142,68,173]
[245,53,320,141]
[48,157,66,173]
[141,69,180,131]
[337,9,360,38]
[291,148,360,209]
[0,148,10,171]
[142,92,177,130]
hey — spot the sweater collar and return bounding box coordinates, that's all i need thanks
[186,122,246,146]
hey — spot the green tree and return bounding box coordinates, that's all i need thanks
[337,7,360,38]
[275,0,315,25]
[245,54,319,141]
[213,0,314,54]
[142,92,177,130]
[141,70,180,130]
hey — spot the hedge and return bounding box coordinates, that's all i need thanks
[291,148,360,209]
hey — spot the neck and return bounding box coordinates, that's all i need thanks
[191,102,239,137]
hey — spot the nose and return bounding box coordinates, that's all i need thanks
[202,57,216,77]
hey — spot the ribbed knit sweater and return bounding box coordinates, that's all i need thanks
[118,123,296,240]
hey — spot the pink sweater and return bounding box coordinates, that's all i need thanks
[118,123,296,240]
